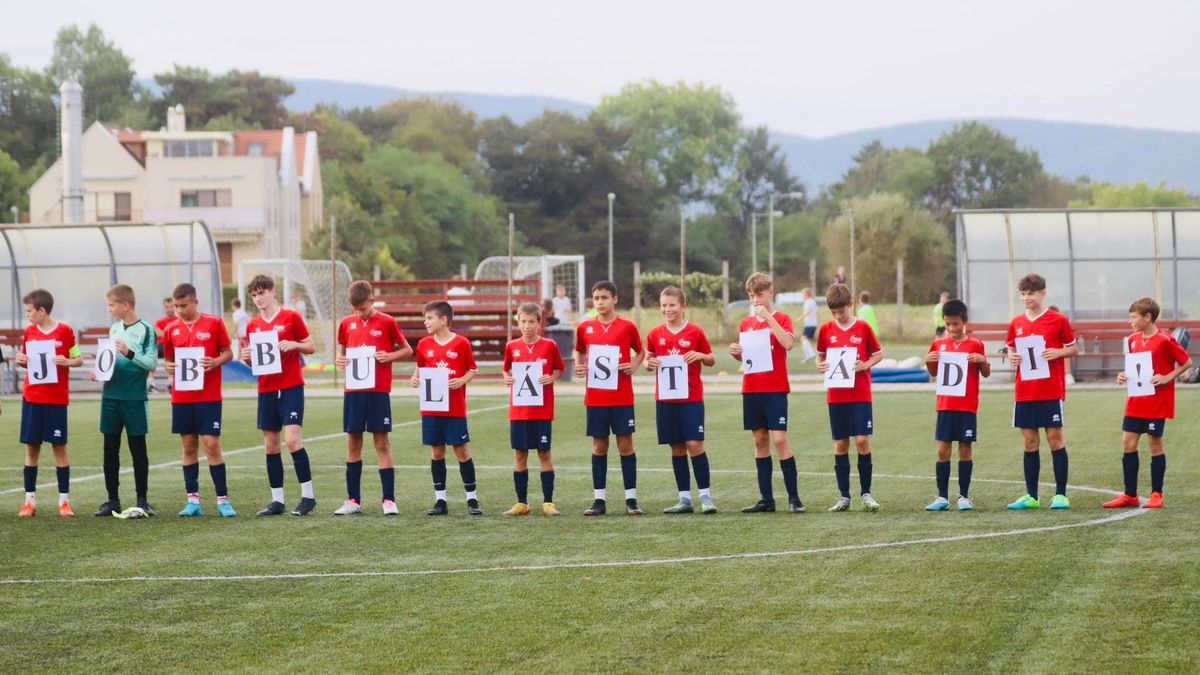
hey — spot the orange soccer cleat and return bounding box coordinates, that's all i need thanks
[58,501,75,517]
[1142,492,1164,509]
[18,502,36,518]
[1102,493,1140,509]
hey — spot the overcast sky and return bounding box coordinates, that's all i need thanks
[6,0,1198,137]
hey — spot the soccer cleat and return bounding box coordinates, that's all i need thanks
[178,501,203,517]
[503,502,531,516]
[94,501,122,517]
[291,497,317,516]
[426,499,448,516]
[541,501,560,516]
[217,500,237,517]
[467,499,484,516]
[663,500,694,514]
[1007,494,1041,510]
[584,499,607,516]
[18,502,36,518]
[956,496,975,511]
[137,499,156,517]
[788,497,806,514]
[1143,492,1164,509]
[828,496,852,512]
[860,493,881,512]
[58,501,75,517]
[699,495,717,514]
[257,501,287,516]
[334,499,363,516]
[382,499,399,516]
[925,497,950,512]
[1049,494,1070,510]
[741,499,776,513]
[1103,493,1140,509]
[625,498,643,515]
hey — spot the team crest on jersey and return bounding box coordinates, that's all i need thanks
[447,351,459,358]
[197,332,211,340]
[680,339,692,347]
[369,329,383,337]
[274,325,285,332]
[850,336,862,344]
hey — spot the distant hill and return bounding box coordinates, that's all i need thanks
[283,78,1200,192]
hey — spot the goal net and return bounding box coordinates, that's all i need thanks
[474,255,586,322]
[237,258,353,364]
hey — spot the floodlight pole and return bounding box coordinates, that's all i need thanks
[507,213,515,341]
[848,209,857,300]
[607,193,615,281]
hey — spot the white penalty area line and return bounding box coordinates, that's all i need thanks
[0,404,510,497]
[0,507,1147,586]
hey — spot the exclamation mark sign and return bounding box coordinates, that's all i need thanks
[1135,362,1142,387]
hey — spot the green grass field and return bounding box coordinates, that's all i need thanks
[2,388,1198,672]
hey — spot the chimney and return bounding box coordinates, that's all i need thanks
[166,104,186,132]
[60,79,84,224]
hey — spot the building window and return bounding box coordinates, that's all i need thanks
[246,142,265,156]
[165,140,215,157]
[114,192,132,221]
[94,191,133,221]
[181,189,232,208]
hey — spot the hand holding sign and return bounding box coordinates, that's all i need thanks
[935,351,969,397]
[174,347,205,392]
[823,347,857,389]
[250,331,283,376]
[1124,352,1155,398]
[511,362,545,407]
[345,346,376,391]
[25,340,58,385]
[418,367,450,412]
[656,355,689,400]
[93,338,117,382]
[1014,335,1050,381]
[586,345,620,391]
[739,330,772,375]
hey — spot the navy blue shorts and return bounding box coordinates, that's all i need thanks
[510,420,553,451]
[1123,416,1166,437]
[656,401,705,445]
[423,416,470,447]
[829,402,873,440]
[936,410,979,443]
[343,391,392,434]
[586,405,636,438]
[742,392,789,431]
[19,401,68,445]
[257,385,305,431]
[802,326,817,340]
[171,402,223,436]
[1013,400,1063,429]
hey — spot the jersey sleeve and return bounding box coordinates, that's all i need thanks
[865,323,882,355]
[390,320,407,351]
[292,312,311,342]
[216,319,232,351]
[129,322,159,372]
[697,328,712,355]
[777,312,794,335]
[645,328,658,357]
[1167,337,1191,368]
[1059,315,1076,345]
[336,319,348,348]
[463,338,478,372]
[550,340,565,373]
[628,323,643,353]
[502,343,513,372]
[816,324,829,354]
[1005,320,1017,349]
[574,323,587,355]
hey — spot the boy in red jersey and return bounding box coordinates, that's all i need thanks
[15,289,83,517]
[1105,297,1192,509]
[646,286,717,514]
[332,281,412,516]
[730,273,802,513]
[163,283,237,517]
[1005,274,1078,510]
[502,302,565,516]
[152,296,176,392]
[574,280,645,516]
[817,283,885,512]
[923,299,990,511]
[239,274,318,516]
[409,300,483,516]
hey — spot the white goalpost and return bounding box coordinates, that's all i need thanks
[473,255,586,321]
[237,258,353,365]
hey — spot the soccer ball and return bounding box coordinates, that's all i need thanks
[112,506,148,520]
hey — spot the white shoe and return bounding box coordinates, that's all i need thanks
[381,499,399,516]
[957,495,974,511]
[333,499,362,515]
[861,493,881,511]
[828,496,851,512]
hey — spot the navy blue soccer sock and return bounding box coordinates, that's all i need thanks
[1122,452,1139,498]
[1023,451,1040,499]
[459,458,477,493]
[291,447,312,484]
[514,470,529,504]
[620,453,637,491]
[857,453,873,495]
[834,454,851,498]
[957,460,974,498]
[540,470,555,503]
[266,453,285,489]
[755,456,774,501]
[209,463,228,498]
[55,466,69,495]
[183,462,200,495]
[1051,447,1068,496]
[379,468,395,502]
[936,460,951,499]
[431,458,447,493]
[691,452,711,491]
[671,455,690,493]
[23,465,36,494]
[346,460,363,502]
[780,456,799,500]
[591,454,607,491]
[1150,454,1166,494]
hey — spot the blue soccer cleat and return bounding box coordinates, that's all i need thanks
[217,500,237,517]
[178,501,203,517]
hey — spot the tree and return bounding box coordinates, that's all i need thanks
[725,125,802,231]
[153,66,293,129]
[0,148,28,213]
[346,98,480,176]
[594,80,741,204]
[1068,180,1198,208]
[47,23,140,123]
[0,55,59,167]
[290,105,371,162]
[830,142,935,205]
[927,122,1045,213]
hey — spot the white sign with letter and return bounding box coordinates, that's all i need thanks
[173,347,205,392]
[25,340,58,385]
[1014,335,1050,381]
[418,367,450,412]
[586,345,620,391]
[345,346,376,391]
[739,329,773,375]
[250,330,283,376]
[935,351,969,397]
[823,347,857,389]
[511,362,545,407]
[93,338,117,382]
[1124,352,1155,398]
[656,355,689,401]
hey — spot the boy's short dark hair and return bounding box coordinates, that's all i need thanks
[660,285,686,305]
[858,291,871,304]
[1129,297,1160,322]
[23,289,54,313]
[1018,274,1046,292]
[247,274,275,294]
[941,299,968,321]
[518,301,542,319]
[825,283,852,310]
[348,280,374,307]
[591,280,618,297]
[745,273,772,294]
[172,283,197,301]
[107,284,136,306]
[231,298,241,309]
[423,300,454,323]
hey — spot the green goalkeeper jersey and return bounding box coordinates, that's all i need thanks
[102,319,158,401]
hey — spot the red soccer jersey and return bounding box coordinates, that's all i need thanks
[929,335,987,413]
[22,322,77,406]
[503,336,566,421]
[738,312,794,394]
[154,315,174,336]
[415,333,477,418]
[247,308,310,393]
[816,318,883,404]
[337,312,408,393]
[575,315,643,407]
[1005,309,1076,402]
[646,322,712,403]
[163,314,230,404]
[1124,330,1191,420]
